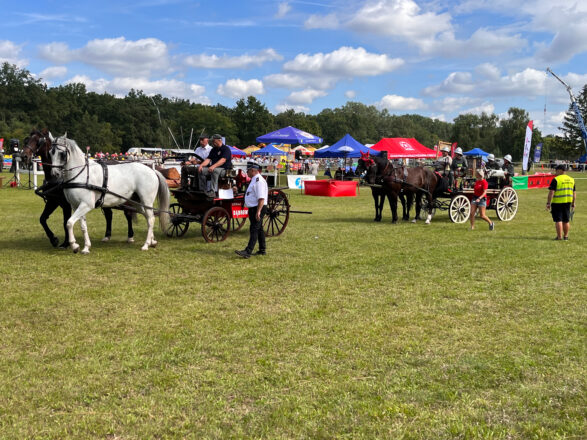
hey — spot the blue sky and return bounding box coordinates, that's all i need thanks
[2,0,587,135]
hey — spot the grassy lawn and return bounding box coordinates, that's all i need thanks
[0,174,585,439]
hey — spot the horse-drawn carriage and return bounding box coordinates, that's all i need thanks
[164,164,291,242]
[357,153,519,224]
[419,156,519,223]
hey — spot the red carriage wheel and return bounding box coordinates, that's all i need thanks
[231,216,247,232]
[202,206,230,242]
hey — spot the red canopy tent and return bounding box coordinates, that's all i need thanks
[371,138,437,159]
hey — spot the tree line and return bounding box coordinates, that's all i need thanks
[1,62,585,161]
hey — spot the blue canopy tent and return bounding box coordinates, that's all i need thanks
[314,134,374,158]
[463,147,489,156]
[256,126,323,144]
[252,144,286,156]
[227,146,246,157]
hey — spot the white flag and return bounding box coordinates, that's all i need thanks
[522,120,533,172]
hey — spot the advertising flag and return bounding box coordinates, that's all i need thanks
[451,142,457,158]
[0,138,4,150]
[522,121,533,172]
[533,142,543,163]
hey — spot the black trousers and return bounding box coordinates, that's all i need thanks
[246,206,267,253]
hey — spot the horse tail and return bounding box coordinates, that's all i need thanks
[155,170,170,232]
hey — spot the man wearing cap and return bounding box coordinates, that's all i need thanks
[198,134,232,197]
[449,147,468,189]
[502,154,514,186]
[181,134,212,188]
[235,162,268,258]
[546,164,576,240]
[435,146,452,174]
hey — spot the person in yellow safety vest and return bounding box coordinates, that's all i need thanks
[546,164,576,240]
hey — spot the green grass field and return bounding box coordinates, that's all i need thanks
[0,174,585,439]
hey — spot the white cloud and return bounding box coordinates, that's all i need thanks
[216,78,265,99]
[434,97,478,113]
[275,103,310,113]
[345,90,356,99]
[66,75,209,103]
[306,1,525,58]
[185,48,282,69]
[275,2,291,18]
[286,88,327,105]
[348,0,453,44]
[423,72,475,96]
[376,94,427,111]
[459,102,495,116]
[39,37,171,76]
[40,66,67,81]
[475,63,501,80]
[0,40,27,67]
[305,13,339,29]
[264,73,337,90]
[283,46,403,77]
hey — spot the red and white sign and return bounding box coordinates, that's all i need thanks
[371,138,437,159]
[231,202,248,218]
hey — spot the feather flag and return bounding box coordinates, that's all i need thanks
[522,121,533,172]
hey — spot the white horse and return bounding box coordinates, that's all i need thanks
[50,136,170,254]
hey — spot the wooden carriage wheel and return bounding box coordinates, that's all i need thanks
[449,194,471,223]
[231,216,247,232]
[165,203,190,237]
[264,189,290,237]
[495,187,518,221]
[202,206,230,242]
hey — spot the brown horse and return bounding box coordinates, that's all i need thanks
[356,152,409,223]
[359,153,440,223]
[22,128,135,247]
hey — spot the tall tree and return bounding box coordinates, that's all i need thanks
[232,96,274,146]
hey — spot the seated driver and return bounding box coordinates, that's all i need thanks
[198,134,232,197]
[181,134,212,188]
[435,146,452,175]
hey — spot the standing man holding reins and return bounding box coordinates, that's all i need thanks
[235,162,268,259]
[546,164,576,240]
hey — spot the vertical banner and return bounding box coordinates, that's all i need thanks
[451,142,457,158]
[522,120,533,172]
[533,142,543,163]
[0,138,4,150]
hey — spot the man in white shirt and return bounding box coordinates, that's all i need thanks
[235,162,268,258]
[181,134,212,188]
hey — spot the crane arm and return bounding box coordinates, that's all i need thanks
[547,67,587,154]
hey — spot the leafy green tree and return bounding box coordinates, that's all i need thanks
[232,97,274,146]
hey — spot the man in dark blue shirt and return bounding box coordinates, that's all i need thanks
[198,134,232,197]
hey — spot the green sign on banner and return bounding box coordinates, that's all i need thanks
[512,175,528,190]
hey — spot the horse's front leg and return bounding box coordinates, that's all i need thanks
[79,216,92,254]
[39,198,60,247]
[67,203,93,254]
[388,194,399,224]
[399,193,409,221]
[424,195,433,225]
[59,201,72,248]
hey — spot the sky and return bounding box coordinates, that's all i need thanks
[1,0,587,136]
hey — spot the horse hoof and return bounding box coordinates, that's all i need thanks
[149,240,157,248]
[50,236,59,247]
[72,244,80,253]
[58,242,69,249]
[141,245,149,251]
[411,219,417,223]
[425,220,431,225]
[101,236,111,243]
[81,249,90,255]
[127,237,135,244]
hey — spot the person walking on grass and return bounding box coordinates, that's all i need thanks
[235,162,268,259]
[470,169,494,231]
[547,164,576,240]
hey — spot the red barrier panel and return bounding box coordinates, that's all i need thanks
[304,180,358,197]
[528,173,555,188]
